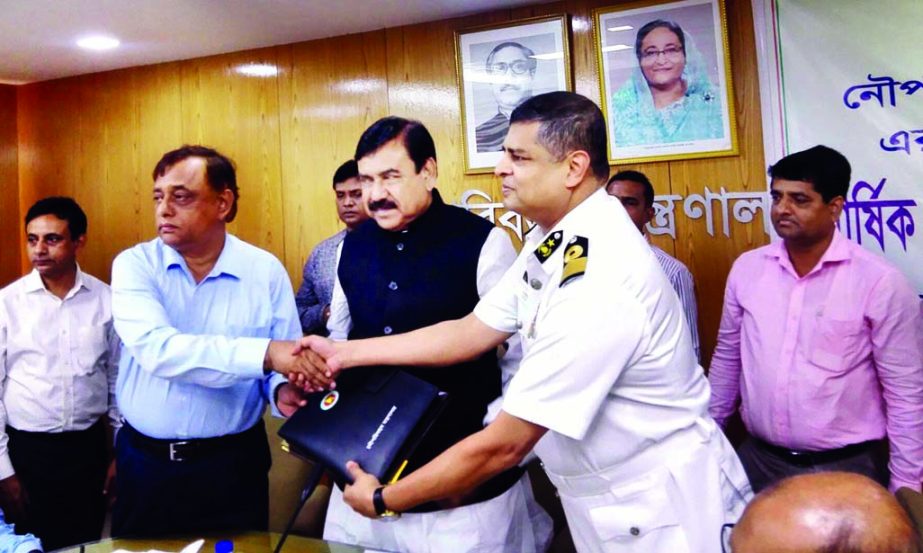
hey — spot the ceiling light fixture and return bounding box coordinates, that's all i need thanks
[76,35,120,51]
[607,25,634,32]
[530,52,564,61]
[601,44,633,53]
[235,63,279,78]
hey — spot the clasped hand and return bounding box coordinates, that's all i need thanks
[266,336,344,393]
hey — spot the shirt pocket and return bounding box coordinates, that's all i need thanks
[587,473,689,551]
[74,324,108,375]
[810,318,866,373]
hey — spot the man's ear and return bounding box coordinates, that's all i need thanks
[217,188,235,221]
[422,158,438,190]
[564,150,592,190]
[828,195,845,221]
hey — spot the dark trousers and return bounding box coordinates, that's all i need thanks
[112,420,271,538]
[737,435,890,493]
[8,419,108,551]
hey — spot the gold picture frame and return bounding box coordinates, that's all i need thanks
[455,15,572,174]
[594,0,738,164]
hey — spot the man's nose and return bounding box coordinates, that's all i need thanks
[367,180,387,202]
[157,198,174,218]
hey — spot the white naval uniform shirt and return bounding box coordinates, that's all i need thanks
[474,189,749,552]
[0,268,120,479]
[475,189,710,474]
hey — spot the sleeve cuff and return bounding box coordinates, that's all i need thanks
[0,454,14,480]
[235,337,273,379]
[890,478,921,494]
[266,373,287,418]
[502,395,586,441]
[473,302,517,334]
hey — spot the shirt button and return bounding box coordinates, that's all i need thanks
[396,243,404,251]
[630,527,640,536]
[530,279,542,290]
[383,326,393,335]
[388,281,398,291]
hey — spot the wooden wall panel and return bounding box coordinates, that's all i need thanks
[17,65,182,282]
[0,85,18,286]
[277,31,390,282]
[14,0,767,364]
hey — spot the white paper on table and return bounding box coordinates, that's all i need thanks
[111,538,205,553]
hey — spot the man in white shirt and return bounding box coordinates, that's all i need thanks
[606,170,700,360]
[299,92,752,553]
[0,197,119,550]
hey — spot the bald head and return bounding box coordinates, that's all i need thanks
[731,472,920,553]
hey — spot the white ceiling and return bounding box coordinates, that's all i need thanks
[0,0,545,85]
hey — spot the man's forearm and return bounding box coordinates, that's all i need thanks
[340,313,508,370]
[382,420,533,511]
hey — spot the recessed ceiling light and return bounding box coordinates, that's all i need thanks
[607,25,634,32]
[235,63,279,78]
[77,35,120,51]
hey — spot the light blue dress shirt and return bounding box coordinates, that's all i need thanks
[111,234,300,440]
[0,508,41,553]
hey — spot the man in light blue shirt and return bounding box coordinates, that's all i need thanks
[110,145,322,537]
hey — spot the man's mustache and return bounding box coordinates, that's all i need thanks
[368,199,398,212]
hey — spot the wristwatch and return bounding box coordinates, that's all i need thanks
[372,486,401,521]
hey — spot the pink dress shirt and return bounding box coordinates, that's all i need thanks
[709,230,923,492]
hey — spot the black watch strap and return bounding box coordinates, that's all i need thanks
[372,486,389,516]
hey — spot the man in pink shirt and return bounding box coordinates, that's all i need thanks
[709,145,923,494]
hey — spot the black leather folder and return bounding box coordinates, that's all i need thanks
[278,367,448,485]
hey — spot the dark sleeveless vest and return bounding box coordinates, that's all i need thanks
[338,190,511,489]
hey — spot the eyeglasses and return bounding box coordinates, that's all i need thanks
[641,46,684,61]
[486,59,535,75]
[721,523,735,553]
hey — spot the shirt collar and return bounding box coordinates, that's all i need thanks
[163,233,246,280]
[23,265,89,299]
[765,229,851,273]
[527,187,608,267]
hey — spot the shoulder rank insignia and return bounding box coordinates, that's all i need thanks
[561,235,588,286]
[533,231,564,263]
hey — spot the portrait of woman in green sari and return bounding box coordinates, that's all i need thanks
[611,19,723,147]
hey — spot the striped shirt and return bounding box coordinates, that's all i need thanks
[652,245,700,361]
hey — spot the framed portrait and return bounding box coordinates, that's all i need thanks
[455,15,572,174]
[594,0,738,164]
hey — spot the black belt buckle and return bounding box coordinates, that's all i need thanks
[169,441,192,462]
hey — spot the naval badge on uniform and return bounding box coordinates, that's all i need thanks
[561,235,588,286]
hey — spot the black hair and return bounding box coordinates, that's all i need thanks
[152,145,240,222]
[510,91,610,182]
[25,196,88,239]
[354,117,436,173]
[635,19,686,61]
[332,159,359,189]
[608,170,654,207]
[768,145,851,202]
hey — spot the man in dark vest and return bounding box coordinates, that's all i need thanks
[322,116,551,553]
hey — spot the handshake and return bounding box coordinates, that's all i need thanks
[265,336,344,393]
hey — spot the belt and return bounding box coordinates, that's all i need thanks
[754,437,885,467]
[123,420,264,462]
